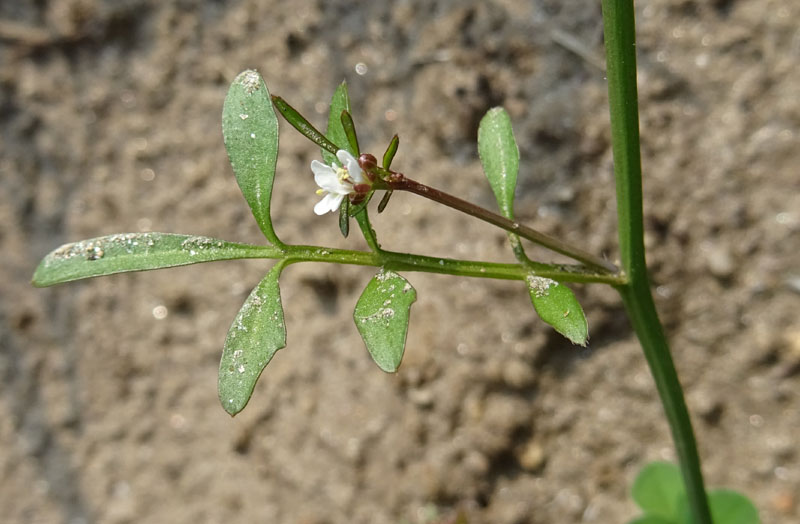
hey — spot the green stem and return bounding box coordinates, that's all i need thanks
[354,208,382,253]
[283,244,624,285]
[601,1,712,522]
[387,176,618,274]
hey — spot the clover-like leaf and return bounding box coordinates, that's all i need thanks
[632,462,685,520]
[222,70,281,245]
[354,269,416,372]
[526,275,588,345]
[218,262,287,416]
[32,233,278,287]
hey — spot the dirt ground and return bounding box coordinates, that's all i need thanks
[1,1,798,523]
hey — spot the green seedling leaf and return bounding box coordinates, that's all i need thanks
[222,70,282,245]
[218,262,287,416]
[382,134,399,169]
[707,490,760,524]
[340,110,360,155]
[478,107,520,220]
[708,489,761,524]
[675,489,760,524]
[632,462,685,520]
[271,95,339,156]
[354,269,416,372]
[526,275,588,345]
[32,233,277,287]
[324,81,353,165]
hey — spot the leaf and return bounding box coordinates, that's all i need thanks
[707,490,760,524]
[675,489,760,524]
[478,106,529,262]
[478,107,520,220]
[340,109,360,155]
[382,134,399,169]
[222,70,281,244]
[271,95,339,156]
[377,190,393,213]
[324,81,352,165]
[526,275,588,345]
[32,233,277,287]
[632,462,685,520]
[218,262,287,416]
[354,269,416,372]
[339,198,350,238]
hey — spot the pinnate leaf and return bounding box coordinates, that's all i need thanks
[32,233,276,287]
[526,275,588,345]
[354,269,416,372]
[222,70,281,244]
[218,262,287,416]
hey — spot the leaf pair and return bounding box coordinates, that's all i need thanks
[477,108,588,345]
[629,462,759,524]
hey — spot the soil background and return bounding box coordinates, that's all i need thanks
[1,1,798,523]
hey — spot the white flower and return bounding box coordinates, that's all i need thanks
[310,149,366,215]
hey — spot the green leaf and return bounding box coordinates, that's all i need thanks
[707,490,760,524]
[478,107,528,262]
[222,70,282,245]
[632,462,685,520]
[324,81,352,164]
[340,109,360,155]
[218,262,287,416]
[478,107,520,220]
[271,95,339,156]
[675,490,760,524]
[526,275,588,345]
[382,134,399,169]
[32,233,277,287]
[377,190,393,213]
[339,199,350,238]
[354,269,416,372]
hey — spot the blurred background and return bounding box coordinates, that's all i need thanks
[1,1,798,522]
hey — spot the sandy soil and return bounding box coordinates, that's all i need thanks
[1,1,798,523]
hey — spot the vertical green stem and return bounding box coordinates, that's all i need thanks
[601,1,713,523]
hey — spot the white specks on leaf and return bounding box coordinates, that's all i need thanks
[238,70,261,95]
[526,275,558,298]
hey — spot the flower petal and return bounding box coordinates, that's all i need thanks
[311,159,336,179]
[337,150,365,184]
[314,192,344,215]
[312,164,347,193]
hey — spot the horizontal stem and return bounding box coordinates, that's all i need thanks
[282,244,624,285]
[388,176,618,274]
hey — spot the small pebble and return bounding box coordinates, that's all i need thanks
[706,244,735,279]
